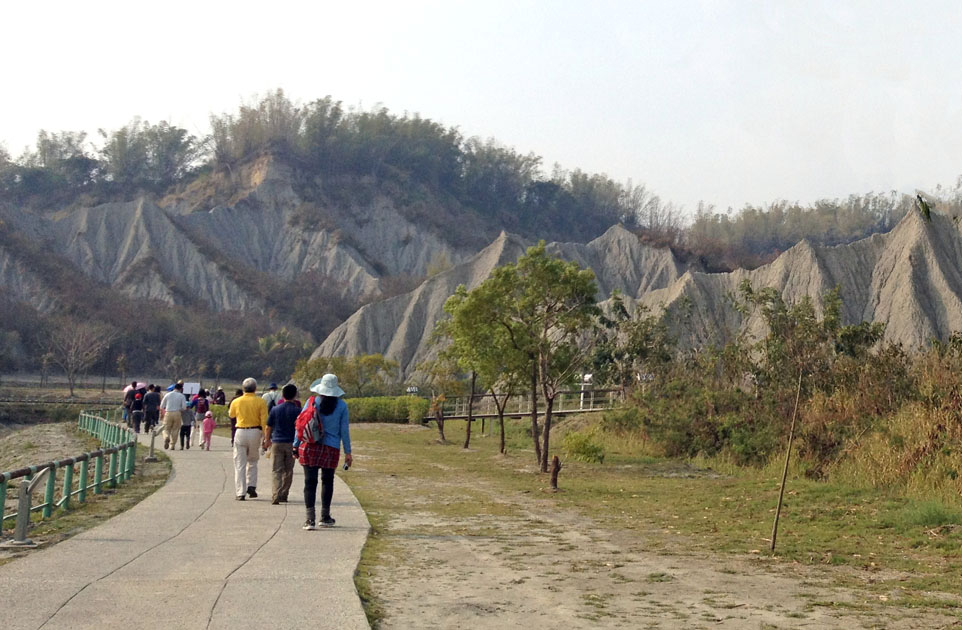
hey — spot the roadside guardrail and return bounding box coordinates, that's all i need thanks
[0,411,138,548]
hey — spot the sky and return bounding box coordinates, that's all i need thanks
[3,0,962,213]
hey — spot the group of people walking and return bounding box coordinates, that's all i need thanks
[123,374,353,530]
[229,374,352,530]
[154,382,221,450]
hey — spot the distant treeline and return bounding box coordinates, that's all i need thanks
[3,89,960,268]
[677,192,949,271]
[0,89,672,242]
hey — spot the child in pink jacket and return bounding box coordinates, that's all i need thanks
[202,411,216,451]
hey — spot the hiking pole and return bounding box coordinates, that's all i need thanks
[771,370,803,554]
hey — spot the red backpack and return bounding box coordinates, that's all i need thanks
[295,396,324,444]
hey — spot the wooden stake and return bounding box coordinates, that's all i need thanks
[550,455,562,491]
[771,371,803,553]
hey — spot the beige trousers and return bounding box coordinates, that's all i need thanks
[162,412,181,448]
[233,428,262,497]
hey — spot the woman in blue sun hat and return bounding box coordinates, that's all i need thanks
[296,373,353,530]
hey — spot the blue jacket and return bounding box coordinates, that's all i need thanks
[293,397,351,454]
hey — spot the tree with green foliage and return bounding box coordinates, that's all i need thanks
[734,281,884,397]
[99,119,201,193]
[440,282,530,454]
[445,243,599,471]
[590,293,675,395]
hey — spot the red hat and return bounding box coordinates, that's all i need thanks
[135,393,142,399]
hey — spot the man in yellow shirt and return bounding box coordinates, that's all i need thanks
[228,377,269,500]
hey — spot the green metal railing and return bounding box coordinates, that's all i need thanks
[0,411,138,541]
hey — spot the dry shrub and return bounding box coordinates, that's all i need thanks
[831,402,962,501]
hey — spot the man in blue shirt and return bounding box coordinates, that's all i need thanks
[266,384,301,504]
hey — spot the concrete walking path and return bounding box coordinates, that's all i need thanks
[0,431,371,630]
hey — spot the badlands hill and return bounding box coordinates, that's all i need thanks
[316,223,698,374]
[0,156,475,316]
[316,209,962,376]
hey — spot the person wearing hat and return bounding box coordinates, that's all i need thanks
[213,386,226,406]
[229,377,269,500]
[296,373,353,529]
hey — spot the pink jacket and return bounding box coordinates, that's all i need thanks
[202,415,217,434]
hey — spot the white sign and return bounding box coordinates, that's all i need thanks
[183,382,201,396]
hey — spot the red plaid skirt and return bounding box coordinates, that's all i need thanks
[298,443,340,469]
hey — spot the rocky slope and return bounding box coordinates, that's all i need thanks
[0,156,480,320]
[316,210,962,376]
[637,210,962,351]
[315,224,696,374]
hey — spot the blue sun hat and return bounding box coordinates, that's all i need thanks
[310,373,345,397]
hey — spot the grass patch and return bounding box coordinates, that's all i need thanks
[889,500,962,528]
[340,418,962,626]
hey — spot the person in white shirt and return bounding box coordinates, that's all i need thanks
[262,382,282,411]
[160,382,188,450]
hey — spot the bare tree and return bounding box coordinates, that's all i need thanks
[47,321,118,396]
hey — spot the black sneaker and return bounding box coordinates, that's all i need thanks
[320,516,336,528]
[303,521,316,530]
[236,495,245,501]
[247,487,257,498]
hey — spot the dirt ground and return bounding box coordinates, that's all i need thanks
[355,443,961,630]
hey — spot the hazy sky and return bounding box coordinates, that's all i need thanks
[4,0,961,212]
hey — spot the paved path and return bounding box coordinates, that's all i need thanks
[0,431,371,630]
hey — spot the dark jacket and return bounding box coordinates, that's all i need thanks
[267,399,301,444]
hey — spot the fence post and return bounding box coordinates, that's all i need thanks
[79,458,88,503]
[0,474,7,524]
[94,453,104,494]
[42,464,56,518]
[62,463,73,509]
[145,426,160,463]
[118,447,127,483]
[127,440,136,478]
[108,451,118,488]
[0,468,52,549]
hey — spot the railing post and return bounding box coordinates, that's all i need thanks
[0,474,7,524]
[79,458,88,503]
[127,440,136,478]
[118,447,127,484]
[108,450,118,488]
[62,462,73,509]
[42,464,56,518]
[145,426,159,462]
[94,453,104,494]
[2,480,37,548]
[1,468,52,549]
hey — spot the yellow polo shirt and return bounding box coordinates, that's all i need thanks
[229,392,268,431]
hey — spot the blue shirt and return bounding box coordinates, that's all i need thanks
[267,400,301,443]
